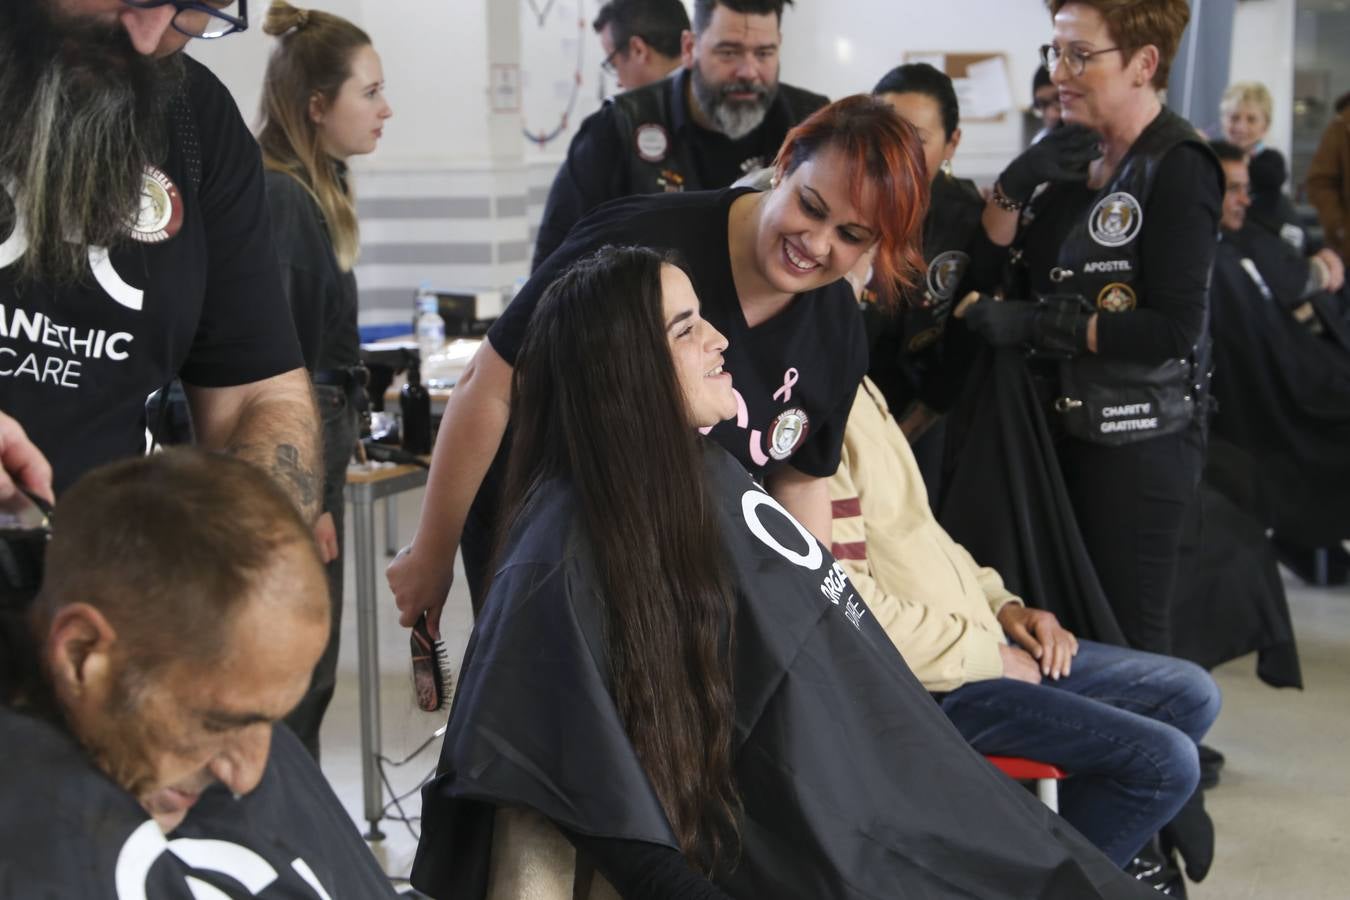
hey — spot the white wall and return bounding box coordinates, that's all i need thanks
[1230,0,1297,160]
[779,0,1054,181]
[191,0,493,166]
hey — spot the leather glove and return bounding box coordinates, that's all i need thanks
[963,298,1039,347]
[963,295,1092,356]
[998,124,1103,204]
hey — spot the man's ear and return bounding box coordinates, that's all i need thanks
[629,35,649,63]
[44,603,117,709]
[680,29,695,68]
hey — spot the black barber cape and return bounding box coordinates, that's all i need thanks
[0,709,397,899]
[413,443,1152,899]
[1207,239,1350,544]
[939,349,1127,646]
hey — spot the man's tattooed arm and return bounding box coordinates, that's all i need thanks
[183,369,322,522]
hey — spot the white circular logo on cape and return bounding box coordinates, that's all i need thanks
[635,124,669,163]
[115,819,333,899]
[925,250,969,303]
[1089,191,1142,248]
[768,408,809,461]
[127,166,183,244]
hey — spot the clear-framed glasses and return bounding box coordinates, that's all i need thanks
[119,0,248,40]
[1039,42,1122,77]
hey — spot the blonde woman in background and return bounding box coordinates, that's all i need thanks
[258,0,393,759]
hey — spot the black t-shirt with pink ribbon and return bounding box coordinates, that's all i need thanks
[0,56,302,492]
[467,188,868,597]
[491,187,867,479]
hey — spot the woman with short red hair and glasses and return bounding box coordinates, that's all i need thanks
[959,0,1221,667]
[950,1,1223,887]
[388,95,930,624]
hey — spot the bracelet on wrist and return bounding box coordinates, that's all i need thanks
[991,181,1025,213]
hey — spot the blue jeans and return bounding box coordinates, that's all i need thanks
[938,640,1220,867]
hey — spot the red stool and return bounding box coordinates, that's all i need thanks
[985,755,1067,812]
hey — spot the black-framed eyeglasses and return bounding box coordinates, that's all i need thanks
[1040,42,1121,77]
[601,35,645,76]
[120,0,248,40]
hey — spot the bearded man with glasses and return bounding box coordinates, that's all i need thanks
[0,0,320,531]
[529,0,827,272]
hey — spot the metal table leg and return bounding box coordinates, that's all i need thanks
[350,481,386,841]
[385,494,399,557]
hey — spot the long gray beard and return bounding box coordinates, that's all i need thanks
[0,3,182,284]
[691,64,777,142]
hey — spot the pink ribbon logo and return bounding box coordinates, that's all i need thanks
[773,368,800,403]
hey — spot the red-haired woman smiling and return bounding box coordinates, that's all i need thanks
[389,95,930,628]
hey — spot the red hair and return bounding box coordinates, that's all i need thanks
[773,94,930,308]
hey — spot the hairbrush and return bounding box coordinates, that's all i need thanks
[410,611,451,712]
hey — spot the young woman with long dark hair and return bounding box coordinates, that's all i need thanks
[410,246,1156,900]
[257,0,392,757]
[389,95,930,631]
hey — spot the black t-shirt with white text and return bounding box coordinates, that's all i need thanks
[0,56,303,492]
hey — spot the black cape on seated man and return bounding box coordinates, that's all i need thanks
[412,443,1154,900]
[1207,229,1350,545]
[0,710,398,899]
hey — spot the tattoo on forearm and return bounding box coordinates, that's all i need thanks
[226,441,320,520]
[272,444,319,511]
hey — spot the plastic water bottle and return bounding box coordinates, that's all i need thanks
[414,285,445,364]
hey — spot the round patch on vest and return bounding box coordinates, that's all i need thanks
[768,407,810,461]
[127,166,183,244]
[925,250,970,303]
[635,123,669,163]
[1096,281,1137,312]
[1088,191,1143,248]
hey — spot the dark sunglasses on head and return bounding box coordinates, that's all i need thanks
[119,0,248,40]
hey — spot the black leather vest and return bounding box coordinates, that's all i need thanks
[608,69,828,196]
[1022,108,1223,444]
[1040,107,1217,316]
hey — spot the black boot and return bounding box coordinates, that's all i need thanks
[1197,744,1225,790]
[1127,836,1188,896]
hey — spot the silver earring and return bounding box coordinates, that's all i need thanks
[940,159,954,177]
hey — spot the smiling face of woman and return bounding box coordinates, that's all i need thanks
[661,264,736,429]
[1222,101,1269,155]
[753,144,879,296]
[1048,2,1142,131]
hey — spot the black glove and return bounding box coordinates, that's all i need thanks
[963,295,1092,356]
[963,298,1039,347]
[998,124,1103,204]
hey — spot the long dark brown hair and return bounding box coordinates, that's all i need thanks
[501,245,741,873]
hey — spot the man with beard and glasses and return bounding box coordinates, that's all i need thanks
[530,0,826,270]
[0,451,399,898]
[0,0,322,532]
